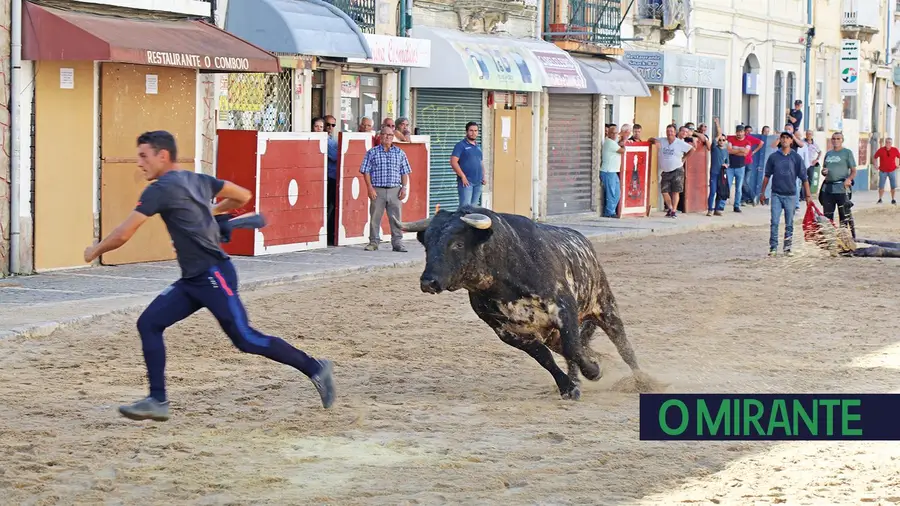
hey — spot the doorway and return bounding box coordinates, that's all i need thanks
[742,54,760,127]
[491,92,533,216]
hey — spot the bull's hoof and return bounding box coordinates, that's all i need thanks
[581,360,602,382]
[560,385,581,401]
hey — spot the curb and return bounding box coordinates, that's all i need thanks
[0,206,878,340]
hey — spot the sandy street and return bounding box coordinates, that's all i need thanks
[2,207,900,506]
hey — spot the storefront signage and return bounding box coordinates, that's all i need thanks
[623,51,726,89]
[145,50,254,71]
[840,39,859,97]
[449,40,543,92]
[346,34,432,68]
[531,50,586,89]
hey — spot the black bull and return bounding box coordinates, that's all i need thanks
[394,206,644,400]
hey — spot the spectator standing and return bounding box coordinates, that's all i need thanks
[450,121,485,207]
[360,126,411,252]
[801,129,821,202]
[820,132,857,238]
[760,131,812,257]
[600,124,625,218]
[657,125,694,218]
[395,118,411,142]
[322,115,339,245]
[874,137,900,204]
[707,134,729,216]
[786,100,804,131]
[717,119,753,213]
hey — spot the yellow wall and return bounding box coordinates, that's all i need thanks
[34,60,95,271]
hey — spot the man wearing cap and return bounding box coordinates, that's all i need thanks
[760,131,812,257]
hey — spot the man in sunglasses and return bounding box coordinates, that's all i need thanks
[324,115,339,245]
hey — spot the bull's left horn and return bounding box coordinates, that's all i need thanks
[461,213,492,230]
[393,215,432,232]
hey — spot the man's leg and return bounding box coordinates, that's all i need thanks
[822,190,837,221]
[366,187,388,250]
[878,171,886,202]
[660,172,674,215]
[601,172,617,217]
[769,193,782,253]
[783,195,797,253]
[121,282,201,421]
[471,183,483,207]
[670,168,684,214]
[856,238,900,248]
[457,181,473,208]
[707,171,719,212]
[197,261,336,408]
[733,167,745,211]
[327,177,336,245]
[385,186,405,251]
[890,172,897,203]
[834,193,856,238]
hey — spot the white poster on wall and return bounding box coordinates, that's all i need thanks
[839,39,859,97]
[861,81,872,133]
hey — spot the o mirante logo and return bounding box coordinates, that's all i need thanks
[639,394,900,441]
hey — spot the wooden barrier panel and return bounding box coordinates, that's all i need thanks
[335,134,431,245]
[335,132,374,246]
[618,141,652,217]
[215,130,328,255]
[682,144,710,214]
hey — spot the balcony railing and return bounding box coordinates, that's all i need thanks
[544,0,622,47]
[325,0,376,34]
[841,0,881,30]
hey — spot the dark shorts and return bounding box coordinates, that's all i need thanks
[660,167,685,193]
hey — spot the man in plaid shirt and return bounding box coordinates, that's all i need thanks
[360,125,412,252]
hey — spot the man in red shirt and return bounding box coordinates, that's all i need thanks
[874,137,900,204]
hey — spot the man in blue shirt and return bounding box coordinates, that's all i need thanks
[360,125,412,252]
[450,121,484,207]
[83,130,336,421]
[760,131,812,257]
[323,115,339,245]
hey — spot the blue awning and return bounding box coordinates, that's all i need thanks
[550,56,651,97]
[224,0,371,59]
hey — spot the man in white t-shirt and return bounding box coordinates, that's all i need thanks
[657,124,695,217]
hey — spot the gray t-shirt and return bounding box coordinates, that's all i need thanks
[823,148,856,183]
[135,169,229,279]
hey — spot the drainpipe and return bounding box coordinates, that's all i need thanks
[9,0,22,274]
[532,0,545,220]
[398,0,410,118]
[803,0,813,132]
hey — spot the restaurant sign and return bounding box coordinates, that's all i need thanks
[145,51,255,71]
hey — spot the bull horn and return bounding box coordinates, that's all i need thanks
[393,215,432,232]
[460,213,492,230]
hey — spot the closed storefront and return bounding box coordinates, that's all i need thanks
[100,63,199,266]
[547,94,595,215]
[414,88,484,214]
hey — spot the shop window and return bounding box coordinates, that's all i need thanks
[773,70,783,128]
[712,88,722,138]
[696,88,709,127]
[340,73,382,132]
[218,69,293,132]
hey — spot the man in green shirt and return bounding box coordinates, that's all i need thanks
[820,132,857,238]
[600,123,625,218]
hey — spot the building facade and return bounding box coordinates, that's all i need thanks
[811,0,892,190]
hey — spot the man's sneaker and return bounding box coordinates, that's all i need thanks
[733,207,742,213]
[768,249,777,257]
[878,198,883,204]
[364,243,378,251]
[310,359,336,409]
[118,396,170,422]
[893,200,897,205]
[784,250,794,257]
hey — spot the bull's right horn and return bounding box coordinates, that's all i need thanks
[461,213,492,230]
[393,215,432,232]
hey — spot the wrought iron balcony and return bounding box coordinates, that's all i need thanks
[632,0,689,45]
[544,0,622,48]
[324,0,376,34]
[841,0,880,42]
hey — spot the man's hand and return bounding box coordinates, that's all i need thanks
[759,195,767,205]
[398,186,407,200]
[460,175,470,187]
[368,187,377,200]
[482,178,486,185]
[844,179,852,189]
[83,242,98,263]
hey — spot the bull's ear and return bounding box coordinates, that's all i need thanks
[416,231,426,245]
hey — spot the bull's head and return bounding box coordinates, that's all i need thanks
[393,206,495,294]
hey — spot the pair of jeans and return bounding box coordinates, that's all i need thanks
[742,166,756,203]
[600,171,620,217]
[769,193,797,252]
[707,170,726,211]
[726,166,745,209]
[458,181,483,208]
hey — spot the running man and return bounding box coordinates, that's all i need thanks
[83,130,335,422]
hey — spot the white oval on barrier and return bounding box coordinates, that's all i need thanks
[352,177,360,199]
[288,179,299,207]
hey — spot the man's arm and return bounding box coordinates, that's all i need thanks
[398,152,412,199]
[450,142,468,184]
[211,180,253,215]
[681,143,695,163]
[327,138,338,162]
[84,184,163,262]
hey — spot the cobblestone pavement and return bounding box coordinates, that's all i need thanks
[0,191,883,338]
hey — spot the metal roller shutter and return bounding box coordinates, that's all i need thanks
[414,89,484,215]
[547,94,595,215]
